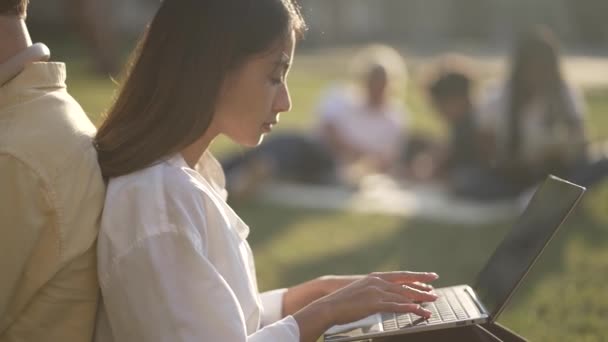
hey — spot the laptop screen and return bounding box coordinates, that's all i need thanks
[473,175,585,320]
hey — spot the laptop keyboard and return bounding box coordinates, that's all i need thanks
[381,287,470,331]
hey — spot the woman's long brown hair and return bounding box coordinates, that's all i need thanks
[95,0,306,178]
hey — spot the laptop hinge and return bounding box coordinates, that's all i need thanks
[465,287,490,317]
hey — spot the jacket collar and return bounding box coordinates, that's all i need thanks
[0,42,50,86]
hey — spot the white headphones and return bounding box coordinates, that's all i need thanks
[0,42,51,86]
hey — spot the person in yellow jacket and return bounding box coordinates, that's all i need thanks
[0,1,105,340]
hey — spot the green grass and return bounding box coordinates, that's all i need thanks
[238,194,608,341]
[62,45,608,341]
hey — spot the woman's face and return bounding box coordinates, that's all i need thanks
[212,31,295,147]
[521,57,551,93]
[366,66,388,106]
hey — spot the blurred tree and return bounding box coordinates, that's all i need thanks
[27,0,608,50]
[66,0,119,75]
[567,0,608,45]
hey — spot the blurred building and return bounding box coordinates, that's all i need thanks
[27,0,156,38]
[300,0,607,47]
[27,0,608,47]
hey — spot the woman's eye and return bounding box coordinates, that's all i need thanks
[270,71,287,85]
[270,76,283,85]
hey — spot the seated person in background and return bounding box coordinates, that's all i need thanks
[470,26,607,197]
[425,63,488,182]
[316,44,409,183]
[408,58,513,200]
[477,26,588,191]
[221,44,410,198]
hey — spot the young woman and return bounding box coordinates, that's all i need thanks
[478,27,587,187]
[93,1,438,341]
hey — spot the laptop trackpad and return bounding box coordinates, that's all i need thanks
[325,314,383,335]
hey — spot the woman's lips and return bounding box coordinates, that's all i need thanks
[262,121,277,132]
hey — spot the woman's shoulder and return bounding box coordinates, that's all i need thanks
[99,156,218,256]
[106,156,200,202]
[102,155,223,234]
[560,81,585,102]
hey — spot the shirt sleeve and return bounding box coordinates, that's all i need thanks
[0,154,51,322]
[260,288,287,326]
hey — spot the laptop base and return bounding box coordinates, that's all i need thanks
[366,322,528,342]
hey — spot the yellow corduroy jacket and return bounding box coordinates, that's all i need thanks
[0,54,105,341]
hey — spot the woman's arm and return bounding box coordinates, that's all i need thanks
[259,271,440,342]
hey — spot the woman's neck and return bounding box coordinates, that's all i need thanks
[180,131,218,168]
[0,17,32,65]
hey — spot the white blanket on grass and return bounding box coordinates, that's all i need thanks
[257,175,532,225]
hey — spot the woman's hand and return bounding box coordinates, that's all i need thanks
[283,275,366,316]
[321,274,435,295]
[283,273,436,317]
[313,272,439,325]
[292,271,439,342]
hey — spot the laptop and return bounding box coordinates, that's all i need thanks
[324,175,585,342]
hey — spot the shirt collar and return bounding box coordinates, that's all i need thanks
[167,151,250,240]
[0,43,51,86]
[167,151,227,198]
[0,44,66,109]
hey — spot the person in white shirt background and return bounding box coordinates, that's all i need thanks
[317,44,409,182]
[92,1,439,341]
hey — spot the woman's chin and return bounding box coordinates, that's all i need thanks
[238,134,266,148]
[253,134,267,146]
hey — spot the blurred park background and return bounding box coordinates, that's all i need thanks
[27,1,608,340]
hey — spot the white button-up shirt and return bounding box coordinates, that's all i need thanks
[94,152,300,341]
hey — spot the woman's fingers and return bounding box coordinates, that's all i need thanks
[402,285,438,302]
[408,281,434,292]
[372,289,415,304]
[379,302,432,318]
[370,271,439,284]
[366,277,438,303]
[392,284,438,302]
[367,288,433,318]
